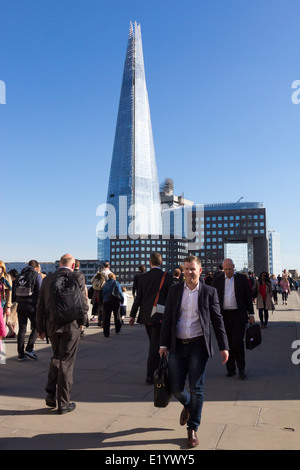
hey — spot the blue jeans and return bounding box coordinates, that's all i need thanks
[168,337,208,431]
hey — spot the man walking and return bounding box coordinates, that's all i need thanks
[15,260,42,361]
[129,253,173,384]
[37,254,89,414]
[213,258,255,379]
[159,255,229,448]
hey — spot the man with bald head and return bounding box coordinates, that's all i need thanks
[37,254,89,414]
[213,258,255,379]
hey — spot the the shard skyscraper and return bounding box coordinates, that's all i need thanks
[97,22,162,261]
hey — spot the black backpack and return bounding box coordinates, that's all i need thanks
[16,269,38,299]
[50,271,86,323]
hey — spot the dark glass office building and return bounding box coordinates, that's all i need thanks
[162,200,268,276]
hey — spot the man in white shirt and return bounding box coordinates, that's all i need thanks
[159,256,229,448]
[213,258,255,380]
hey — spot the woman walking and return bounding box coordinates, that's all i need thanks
[270,274,278,305]
[0,261,12,363]
[280,275,290,305]
[255,272,274,328]
[102,273,124,337]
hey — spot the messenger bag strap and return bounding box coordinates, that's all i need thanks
[153,272,166,307]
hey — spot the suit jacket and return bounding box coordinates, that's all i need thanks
[160,281,229,357]
[132,272,143,296]
[37,267,89,337]
[212,273,254,323]
[130,268,173,324]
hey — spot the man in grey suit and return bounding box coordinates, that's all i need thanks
[159,255,229,448]
[129,253,173,384]
[37,254,89,414]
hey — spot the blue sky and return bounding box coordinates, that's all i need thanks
[1,0,300,271]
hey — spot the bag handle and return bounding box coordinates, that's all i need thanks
[153,272,166,307]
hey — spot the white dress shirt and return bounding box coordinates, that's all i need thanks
[223,275,238,310]
[176,282,203,339]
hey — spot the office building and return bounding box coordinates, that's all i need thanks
[161,189,269,276]
[268,229,282,276]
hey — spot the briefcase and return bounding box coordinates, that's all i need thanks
[153,356,171,408]
[245,324,262,350]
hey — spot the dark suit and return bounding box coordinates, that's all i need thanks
[160,281,229,431]
[213,273,254,375]
[130,267,173,380]
[132,272,143,297]
[37,268,89,409]
[160,281,229,357]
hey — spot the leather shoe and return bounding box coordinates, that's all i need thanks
[45,393,56,408]
[187,428,199,448]
[180,406,189,426]
[239,371,247,380]
[57,403,76,414]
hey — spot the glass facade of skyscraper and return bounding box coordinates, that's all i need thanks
[97,22,162,263]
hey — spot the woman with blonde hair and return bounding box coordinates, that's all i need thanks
[102,272,124,337]
[0,261,12,360]
[280,275,290,305]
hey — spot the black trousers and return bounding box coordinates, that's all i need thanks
[46,328,81,408]
[222,309,246,374]
[145,323,161,379]
[102,301,121,337]
[17,303,38,356]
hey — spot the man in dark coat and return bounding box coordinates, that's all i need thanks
[129,253,173,384]
[37,254,89,414]
[212,258,255,379]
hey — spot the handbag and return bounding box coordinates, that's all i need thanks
[153,355,171,408]
[149,273,166,325]
[0,340,6,365]
[245,323,262,350]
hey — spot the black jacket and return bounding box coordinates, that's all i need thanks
[130,268,173,324]
[16,266,42,306]
[212,273,254,323]
[160,281,229,357]
[37,267,89,336]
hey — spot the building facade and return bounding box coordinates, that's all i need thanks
[109,236,188,283]
[195,202,268,276]
[268,229,282,276]
[160,194,269,276]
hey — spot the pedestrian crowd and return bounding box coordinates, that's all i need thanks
[0,254,297,446]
